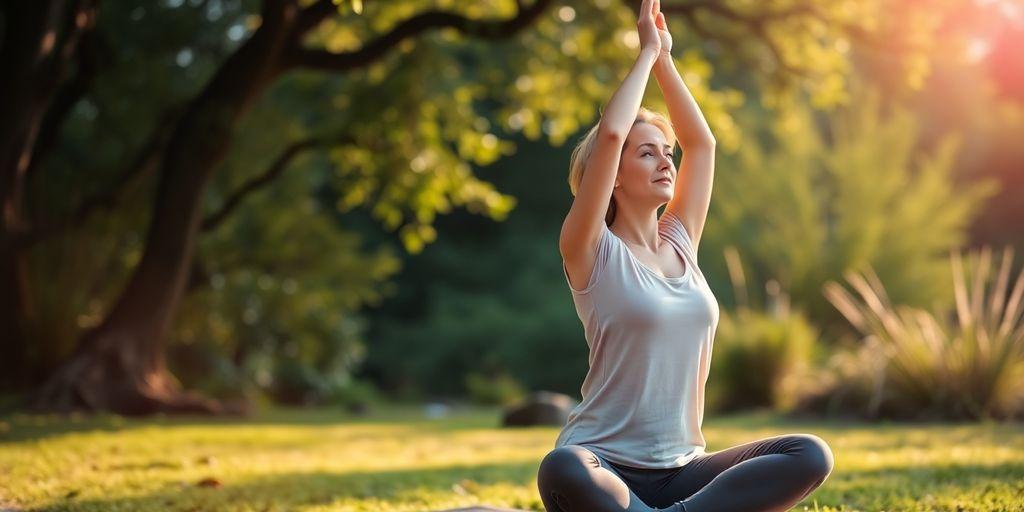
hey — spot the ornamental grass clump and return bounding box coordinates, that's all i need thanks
[819,245,1024,420]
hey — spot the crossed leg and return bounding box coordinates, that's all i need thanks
[643,433,835,512]
[536,434,834,512]
[536,444,673,512]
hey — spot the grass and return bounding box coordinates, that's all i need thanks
[1,402,1022,511]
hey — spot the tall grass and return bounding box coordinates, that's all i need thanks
[821,245,1024,420]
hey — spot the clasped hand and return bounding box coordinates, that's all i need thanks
[638,0,673,57]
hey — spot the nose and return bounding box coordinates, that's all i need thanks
[660,152,673,167]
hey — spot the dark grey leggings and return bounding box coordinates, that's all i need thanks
[536,433,834,512]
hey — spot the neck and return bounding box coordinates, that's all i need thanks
[610,200,662,251]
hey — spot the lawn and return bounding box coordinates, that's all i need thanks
[1,402,1022,511]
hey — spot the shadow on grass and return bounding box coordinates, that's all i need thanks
[36,460,1024,511]
[35,460,543,512]
[9,400,1012,446]
[0,403,517,445]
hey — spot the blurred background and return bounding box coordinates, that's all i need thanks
[2,0,1022,422]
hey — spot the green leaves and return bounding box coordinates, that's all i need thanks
[703,83,997,328]
[331,0,362,15]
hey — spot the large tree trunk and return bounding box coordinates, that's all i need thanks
[34,1,298,415]
[0,0,97,390]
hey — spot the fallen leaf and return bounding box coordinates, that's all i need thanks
[197,477,223,488]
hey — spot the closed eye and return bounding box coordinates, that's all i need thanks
[642,151,674,158]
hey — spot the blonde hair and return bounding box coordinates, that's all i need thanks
[567,106,676,225]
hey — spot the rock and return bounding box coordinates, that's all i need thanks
[501,390,578,427]
[424,402,452,419]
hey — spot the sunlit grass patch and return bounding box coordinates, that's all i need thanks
[1,403,1021,511]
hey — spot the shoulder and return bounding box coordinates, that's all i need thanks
[659,210,699,262]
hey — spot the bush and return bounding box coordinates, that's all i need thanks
[327,377,381,413]
[796,245,1024,421]
[270,358,329,405]
[708,306,820,414]
[464,371,527,407]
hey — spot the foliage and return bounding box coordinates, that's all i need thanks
[708,305,820,415]
[706,248,821,414]
[327,376,382,412]
[268,360,381,410]
[464,371,528,407]
[172,161,402,404]
[363,229,588,400]
[253,0,953,253]
[13,0,993,404]
[702,83,998,333]
[799,245,1024,421]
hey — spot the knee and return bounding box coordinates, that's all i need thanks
[537,445,599,488]
[792,434,834,480]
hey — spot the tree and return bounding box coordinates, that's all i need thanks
[1,0,101,402]
[28,0,554,415]
[1,0,950,414]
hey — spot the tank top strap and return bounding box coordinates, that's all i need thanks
[658,210,699,266]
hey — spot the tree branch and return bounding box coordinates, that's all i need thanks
[663,1,918,52]
[20,104,187,247]
[679,6,806,78]
[201,136,344,231]
[28,27,106,183]
[283,0,554,72]
[290,0,341,40]
[659,0,923,79]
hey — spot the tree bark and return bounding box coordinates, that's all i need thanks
[0,0,97,390]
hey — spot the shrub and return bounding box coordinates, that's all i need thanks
[327,377,381,414]
[799,245,1024,420]
[270,358,329,405]
[707,248,822,414]
[708,306,820,414]
[464,371,527,407]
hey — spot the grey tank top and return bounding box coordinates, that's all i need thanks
[555,210,720,469]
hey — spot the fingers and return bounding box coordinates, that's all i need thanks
[640,0,659,21]
[656,11,665,30]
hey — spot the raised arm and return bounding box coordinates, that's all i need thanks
[559,0,662,276]
[653,9,717,250]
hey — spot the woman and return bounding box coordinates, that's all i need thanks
[535,1,834,511]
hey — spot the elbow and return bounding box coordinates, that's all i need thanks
[598,125,625,144]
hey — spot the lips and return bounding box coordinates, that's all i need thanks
[653,177,672,185]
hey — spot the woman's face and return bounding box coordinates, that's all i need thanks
[615,122,676,206]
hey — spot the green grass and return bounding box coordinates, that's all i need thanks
[1,403,1022,511]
